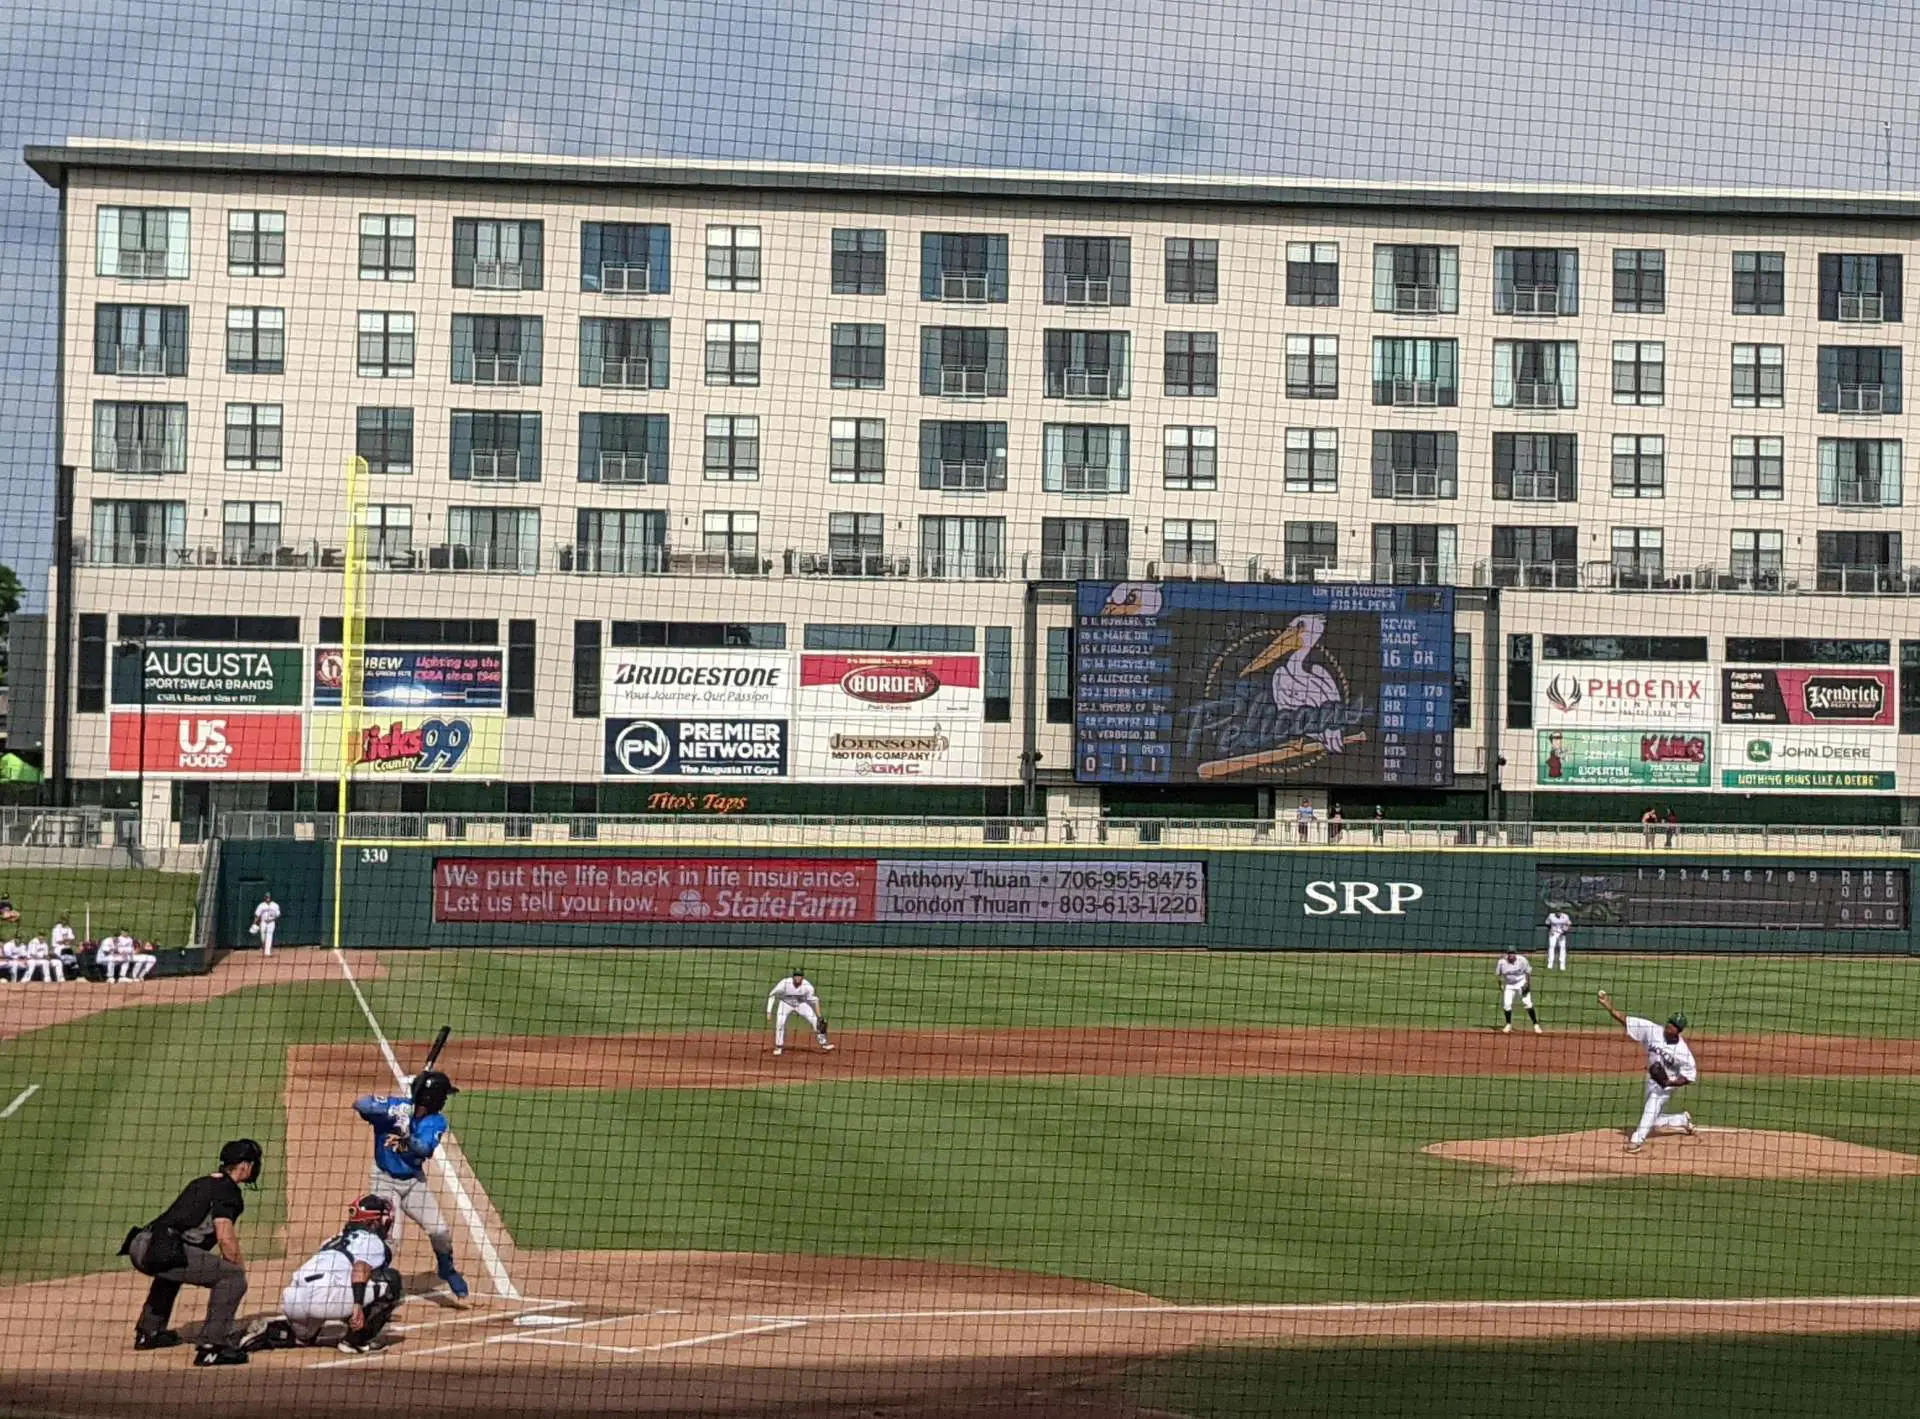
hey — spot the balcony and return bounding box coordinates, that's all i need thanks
[599,263,651,295]
[599,357,652,389]
[558,542,667,576]
[1061,369,1114,399]
[1060,465,1120,494]
[473,260,524,290]
[1147,560,1224,580]
[1371,559,1457,586]
[940,367,988,398]
[786,550,911,578]
[1387,468,1447,499]
[1839,293,1886,323]
[597,452,653,484]
[1392,283,1440,314]
[1509,473,1568,501]
[1838,384,1887,414]
[1482,558,1581,589]
[1388,379,1444,406]
[115,249,170,279]
[1507,285,1560,316]
[940,271,988,303]
[112,346,168,376]
[1064,276,1112,305]
[1035,553,1131,581]
[936,459,991,491]
[467,450,521,483]
[1511,380,1565,410]
[919,555,1008,581]
[471,355,522,386]
[1817,563,1909,594]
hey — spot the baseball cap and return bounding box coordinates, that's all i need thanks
[1667,1013,1688,1031]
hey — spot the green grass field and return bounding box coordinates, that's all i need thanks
[0,868,198,945]
[4,949,1919,1302]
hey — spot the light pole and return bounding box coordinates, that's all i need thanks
[116,637,148,844]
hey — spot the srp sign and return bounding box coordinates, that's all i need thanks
[1302,880,1425,916]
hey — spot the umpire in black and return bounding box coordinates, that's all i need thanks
[122,1139,261,1366]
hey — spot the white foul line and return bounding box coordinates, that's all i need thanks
[0,1085,39,1120]
[498,1319,809,1356]
[329,947,519,1300]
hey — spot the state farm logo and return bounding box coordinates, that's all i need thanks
[176,719,233,770]
[1802,675,1886,721]
[842,666,940,705]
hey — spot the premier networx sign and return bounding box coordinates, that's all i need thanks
[112,645,304,707]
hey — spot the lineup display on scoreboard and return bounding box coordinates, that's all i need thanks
[1073,582,1455,786]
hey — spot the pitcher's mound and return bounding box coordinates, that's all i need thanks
[1425,1127,1920,1183]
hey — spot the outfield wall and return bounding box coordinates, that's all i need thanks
[215,840,1920,954]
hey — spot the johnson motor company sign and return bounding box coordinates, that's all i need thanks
[1536,666,1715,728]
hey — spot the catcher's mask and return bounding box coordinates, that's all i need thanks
[220,1138,265,1187]
[345,1193,396,1239]
[411,1070,459,1116]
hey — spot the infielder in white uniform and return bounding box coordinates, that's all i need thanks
[1494,950,1542,1034]
[1544,910,1572,970]
[1598,991,1697,1152]
[766,971,835,1056]
[251,895,281,955]
[245,1193,404,1355]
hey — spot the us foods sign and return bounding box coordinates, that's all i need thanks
[1535,665,1716,728]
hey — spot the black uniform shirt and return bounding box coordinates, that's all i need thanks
[151,1174,245,1250]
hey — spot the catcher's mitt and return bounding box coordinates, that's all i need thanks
[1648,1062,1672,1087]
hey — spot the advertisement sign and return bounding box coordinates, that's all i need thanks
[111,645,303,708]
[1536,729,1711,790]
[1072,582,1454,787]
[603,718,789,778]
[1716,731,1898,791]
[603,650,792,718]
[431,856,1209,925]
[1722,668,1895,727]
[794,654,983,781]
[1535,664,1715,728]
[109,712,303,775]
[308,714,503,776]
[314,648,503,711]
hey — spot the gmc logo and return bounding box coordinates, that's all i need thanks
[1303,880,1425,916]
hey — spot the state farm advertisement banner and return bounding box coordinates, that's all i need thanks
[1721,668,1896,727]
[1534,664,1716,729]
[109,712,303,775]
[793,653,983,781]
[308,714,504,776]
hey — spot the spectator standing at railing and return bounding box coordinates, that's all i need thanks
[1296,798,1316,843]
[1665,807,1679,849]
[1641,806,1659,848]
[1328,805,1345,844]
[1372,805,1385,844]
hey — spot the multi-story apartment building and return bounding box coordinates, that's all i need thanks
[26,140,1920,843]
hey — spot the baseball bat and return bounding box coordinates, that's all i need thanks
[422,1024,452,1073]
[1198,732,1370,781]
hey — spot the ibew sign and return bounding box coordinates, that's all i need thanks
[1302,880,1425,915]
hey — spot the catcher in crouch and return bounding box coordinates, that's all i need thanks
[246,1194,404,1354]
[1597,991,1697,1152]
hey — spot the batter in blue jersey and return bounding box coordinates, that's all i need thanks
[352,1070,467,1299]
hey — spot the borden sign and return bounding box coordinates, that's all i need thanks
[795,653,983,782]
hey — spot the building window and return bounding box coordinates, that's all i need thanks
[1494,432,1578,502]
[92,401,187,474]
[576,509,667,575]
[1820,254,1903,323]
[921,233,1010,303]
[96,207,189,280]
[1730,436,1784,501]
[1732,251,1785,315]
[581,222,671,295]
[825,512,886,576]
[1493,340,1577,409]
[1731,343,1784,408]
[1163,426,1218,491]
[705,225,762,292]
[1372,244,1459,314]
[222,501,282,561]
[701,511,761,572]
[228,211,284,277]
[1287,242,1339,307]
[704,320,761,386]
[453,218,543,290]
[1453,633,1473,729]
[1611,526,1665,585]
[1373,337,1458,406]
[579,413,670,485]
[920,326,1009,398]
[93,304,187,377]
[1045,627,1074,724]
[1043,425,1130,495]
[224,403,283,472]
[362,503,414,562]
[1284,521,1338,579]
[1044,236,1131,306]
[1730,529,1784,588]
[704,415,761,482]
[359,215,416,281]
[831,418,885,483]
[1286,335,1339,399]
[1371,430,1459,500]
[357,311,416,377]
[1285,428,1338,493]
[831,229,887,295]
[1044,330,1131,399]
[1161,518,1217,568]
[452,315,543,387]
[1490,526,1579,588]
[1494,247,1579,315]
[448,507,541,573]
[985,626,1012,722]
[830,323,887,389]
[1372,524,1458,584]
[450,410,541,483]
[1041,518,1130,580]
[1903,642,1920,733]
[1818,531,1902,592]
[918,420,1009,491]
[1818,346,1903,414]
[579,317,669,389]
[1165,332,1218,396]
[1611,341,1664,406]
[919,516,1007,579]
[89,499,186,565]
[224,306,285,375]
[574,621,602,717]
[1506,633,1533,728]
[1818,438,1903,507]
[1611,434,1665,499]
[1612,249,1665,313]
[1165,238,1218,304]
[356,408,414,475]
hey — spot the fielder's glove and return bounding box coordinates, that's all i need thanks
[1648,1063,1671,1088]
[814,1016,828,1033]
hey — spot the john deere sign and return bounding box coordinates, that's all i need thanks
[112,645,304,708]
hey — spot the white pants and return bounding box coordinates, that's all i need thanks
[3,960,22,983]
[1546,933,1568,970]
[368,1168,452,1253]
[258,923,276,955]
[772,1001,825,1047]
[1501,985,1533,1012]
[23,959,62,983]
[129,953,157,981]
[1631,1078,1691,1145]
[282,1267,400,1342]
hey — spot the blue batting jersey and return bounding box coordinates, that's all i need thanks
[354,1093,448,1182]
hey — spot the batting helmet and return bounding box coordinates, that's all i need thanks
[411,1070,459,1115]
[345,1193,396,1238]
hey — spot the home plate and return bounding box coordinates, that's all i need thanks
[517,1313,578,1327]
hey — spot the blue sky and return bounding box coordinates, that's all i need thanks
[3,0,1915,607]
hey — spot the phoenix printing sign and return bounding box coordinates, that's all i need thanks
[602,650,791,779]
[112,645,303,708]
[1535,666,1716,728]
[793,654,983,781]
[1718,667,1897,791]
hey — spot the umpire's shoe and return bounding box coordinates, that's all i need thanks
[133,1328,183,1351]
[193,1343,249,1367]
